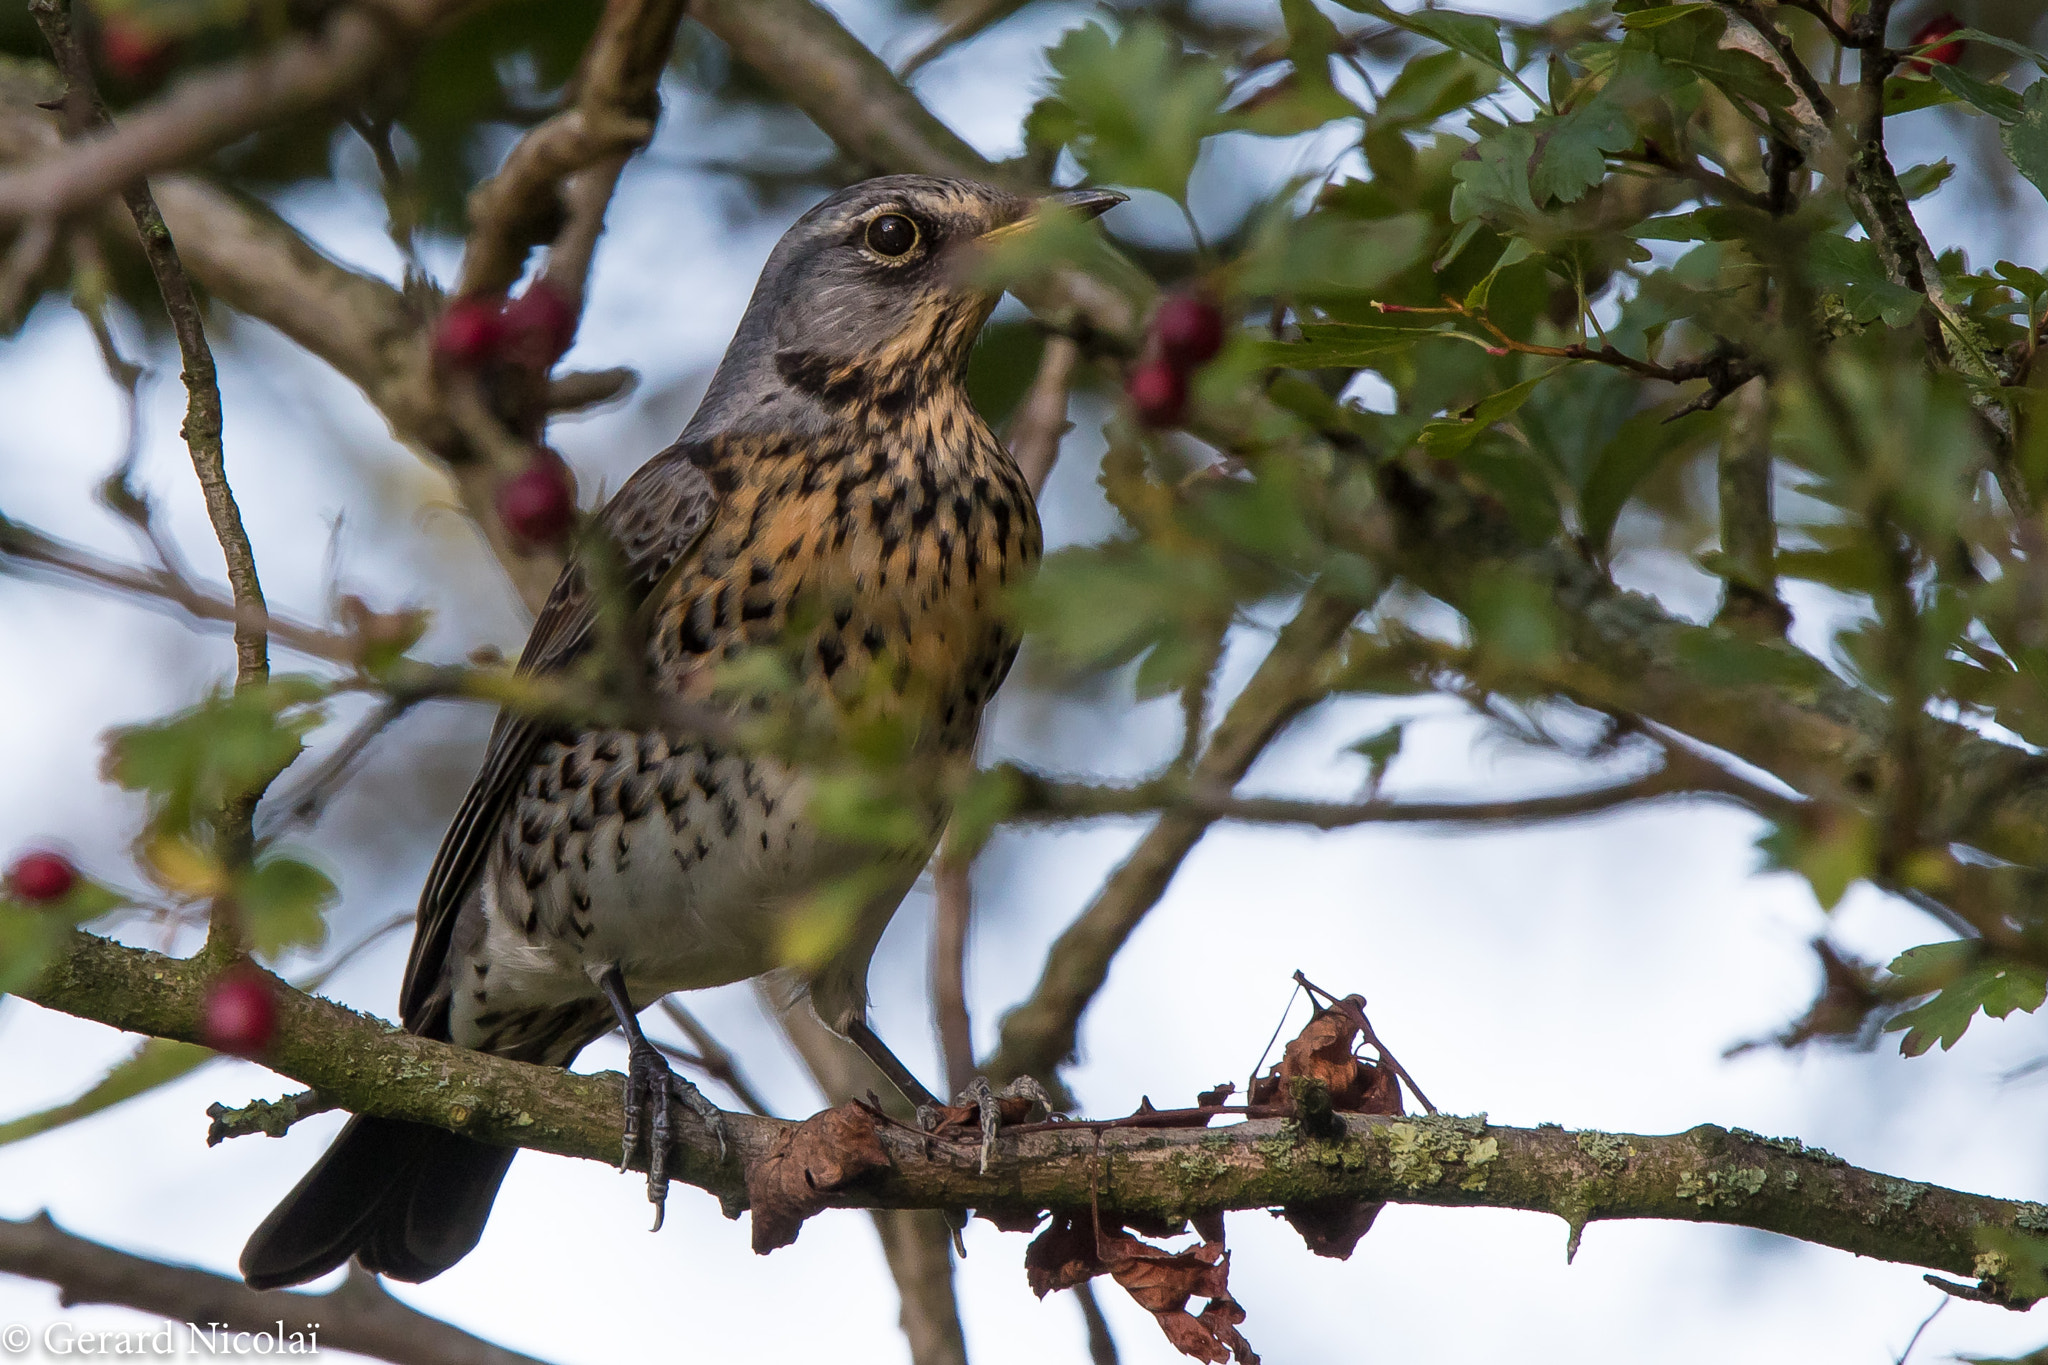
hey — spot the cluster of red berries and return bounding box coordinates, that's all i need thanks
[7,848,277,1056]
[433,281,580,375]
[1907,15,1965,73]
[433,283,582,548]
[1126,294,1226,429]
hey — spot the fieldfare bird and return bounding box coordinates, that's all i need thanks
[240,174,1124,1289]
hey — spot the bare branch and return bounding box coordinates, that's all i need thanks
[0,1213,553,1365]
[1006,333,1080,497]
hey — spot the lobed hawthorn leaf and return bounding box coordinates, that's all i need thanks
[1450,123,1541,227]
[1036,19,1228,202]
[236,853,336,959]
[1622,6,1794,129]
[1884,942,2048,1056]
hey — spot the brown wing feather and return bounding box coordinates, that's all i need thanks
[399,443,719,1034]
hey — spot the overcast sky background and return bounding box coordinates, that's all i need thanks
[7,1,2048,1361]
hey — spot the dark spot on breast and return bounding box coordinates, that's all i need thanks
[818,631,847,677]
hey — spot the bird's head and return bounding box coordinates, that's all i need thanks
[686,174,1124,438]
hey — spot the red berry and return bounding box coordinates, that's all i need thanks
[1127,358,1188,428]
[99,20,171,82]
[8,850,77,904]
[500,281,578,369]
[497,455,577,546]
[202,971,277,1058]
[1153,294,1226,369]
[1907,15,1965,72]
[435,296,507,367]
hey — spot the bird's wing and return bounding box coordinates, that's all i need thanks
[400,442,719,1034]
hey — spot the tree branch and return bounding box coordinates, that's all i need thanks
[987,588,1363,1088]
[0,0,489,225]
[16,929,2048,1297]
[0,1213,553,1365]
[457,0,684,303]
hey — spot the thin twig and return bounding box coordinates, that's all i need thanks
[34,0,272,946]
[895,0,1033,77]
[655,997,776,1118]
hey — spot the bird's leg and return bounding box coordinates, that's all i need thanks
[844,1018,1052,1173]
[953,1075,1054,1175]
[595,965,727,1230]
[845,1016,944,1112]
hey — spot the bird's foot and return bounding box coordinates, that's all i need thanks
[919,1075,1055,1174]
[621,1039,728,1231]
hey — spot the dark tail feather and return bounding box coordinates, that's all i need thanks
[239,1114,517,1289]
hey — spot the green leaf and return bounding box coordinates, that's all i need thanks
[237,854,336,958]
[1531,100,1638,205]
[1346,723,1406,782]
[0,876,126,996]
[1233,0,1363,135]
[1039,19,1228,201]
[1419,367,1571,455]
[105,678,328,836]
[1928,63,2022,123]
[1807,235,1926,326]
[1374,49,1499,127]
[1238,211,1432,299]
[1755,810,1873,910]
[1450,123,1541,225]
[1339,0,1547,108]
[1626,7,1793,126]
[1465,568,1562,666]
[0,1038,214,1145]
[1884,941,2048,1056]
[1253,321,1462,369]
[1941,27,2048,76]
[2000,79,2048,205]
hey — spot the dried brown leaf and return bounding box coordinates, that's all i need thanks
[1278,1195,1384,1259]
[745,1102,889,1253]
[1024,1212,1101,1297]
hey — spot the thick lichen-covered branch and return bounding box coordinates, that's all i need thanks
[16,929,2047,1293]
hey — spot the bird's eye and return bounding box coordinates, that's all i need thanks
[866,213,919,258]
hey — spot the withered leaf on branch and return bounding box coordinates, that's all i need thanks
[1024,1214,1259,1364]
[1247,1006,1404,1116]
[745,1101,889,1253]
[1245,999,1409,1262]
